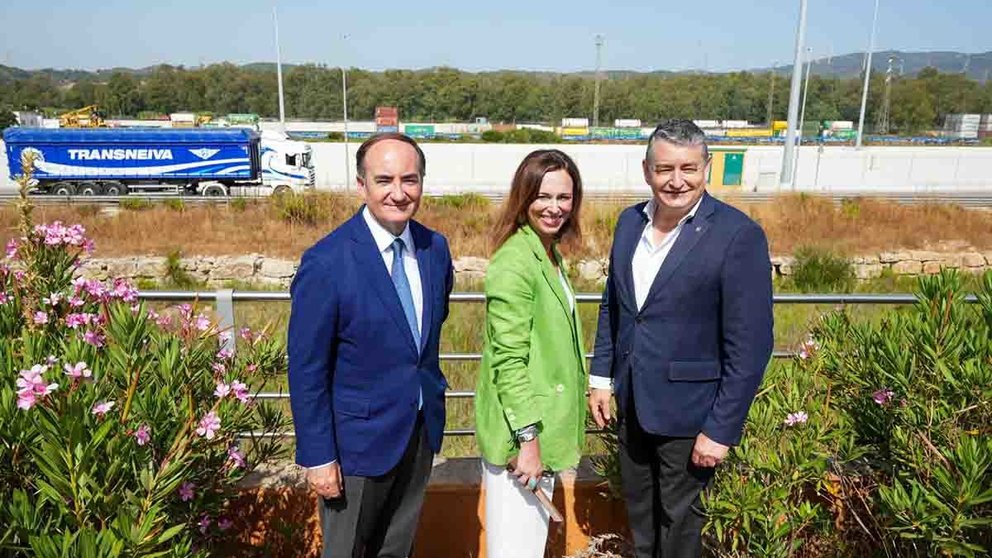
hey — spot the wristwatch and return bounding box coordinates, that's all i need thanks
[515,424,538,444]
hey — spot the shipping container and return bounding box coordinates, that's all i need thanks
[772,120,788,131]
[614,119,642,128]
[561,117,590,128]
[375,106,399,118]
[726,128,773,138]
[402,124,436,138]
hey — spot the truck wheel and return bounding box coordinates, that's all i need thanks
[52,183,76,196]
[103,182,128,196]
[201,184,227,197]
[78,182,102,196]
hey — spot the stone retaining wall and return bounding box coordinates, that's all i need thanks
[79,251,992,288]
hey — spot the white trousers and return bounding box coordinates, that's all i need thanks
[482,460,556,558]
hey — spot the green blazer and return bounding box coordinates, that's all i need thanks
[474,224,587,472]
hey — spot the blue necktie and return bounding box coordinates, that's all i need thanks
[391,238,421,351]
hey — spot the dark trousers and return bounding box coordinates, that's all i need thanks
[319,413,433,558]
[619,406,714,558]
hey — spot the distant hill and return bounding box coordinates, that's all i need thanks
[755,50,992,80]
[3,50,990,84]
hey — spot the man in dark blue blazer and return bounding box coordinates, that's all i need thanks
[288,133,453,558]
[588,120,774,558]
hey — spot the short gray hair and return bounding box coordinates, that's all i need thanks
[646,119,709,162]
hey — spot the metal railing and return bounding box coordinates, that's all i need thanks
[137,289,979,438]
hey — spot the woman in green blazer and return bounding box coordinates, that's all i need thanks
[475,149,587,558]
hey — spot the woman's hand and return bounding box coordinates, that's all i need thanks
[508,438,544,490]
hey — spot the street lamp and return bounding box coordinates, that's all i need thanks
[792,47,814,190]
[856,0,881,149]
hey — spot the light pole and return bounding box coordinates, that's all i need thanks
[779,0,808,189]
[856,0,880,149]
[592,34,604,128]
[342,34,350,190]
[792,47,814,190]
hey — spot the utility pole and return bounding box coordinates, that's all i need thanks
[342,34,351,189]
[273,6,286,130]
[779,0,808,189]
[856,0,880,149]
[592,34,604,128]
[876,55,895,135]
[766,61,777,126]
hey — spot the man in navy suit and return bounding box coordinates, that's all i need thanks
[288,133,453,558]
[588,119,774,557]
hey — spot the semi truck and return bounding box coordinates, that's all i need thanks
[2,127,315,196]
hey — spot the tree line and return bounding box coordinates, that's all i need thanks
[1,64,991,133]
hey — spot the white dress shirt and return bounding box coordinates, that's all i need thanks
[589,196,704,391]
[309,208,424,470]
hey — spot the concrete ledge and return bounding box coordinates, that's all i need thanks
[225,457,629,557]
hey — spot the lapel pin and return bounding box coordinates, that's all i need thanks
[695,226,702,232]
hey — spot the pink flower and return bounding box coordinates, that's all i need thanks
[198,515,212,534]
[179,481,195,502]
[214,382,231,398]
[784,411,809,427]
[211,362,227,375]
[134,424,151,446]
[219,331,233,344]
[83,280,107,300]
[797,335,819,360]
[63,361,92,380]
[91,400,115,417]
[227,445,246,468]
[68,295,85,308]
[217,517,233,531]
[111,278,138,303]
[246,363,258,374]
[194,314,211,332]
[156,313,173,328]
[872,388,895,406]
[216,347,233,361]
[5,239,17,260]
[239,327,253,341]
[196,412,221,439]
[14,270,25,282]
[45,355,58,365]
[146,309,160,321]
[66,313,96,329]
[15,365,58,410]
[42,293,63,306]
[33,311,49,325]
[231,380,250,403]
[0,292,10,305]
[82,330,105,347]
[17,391,38,410]
[72,276,88,293]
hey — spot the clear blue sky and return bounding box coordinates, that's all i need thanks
[1,0,988,72]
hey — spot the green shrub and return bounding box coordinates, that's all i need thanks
[790,246,855,293]
[427,193,491,211]
[163,199,186,213]
[480,130,504,143]
[164,249,198,289]
[270,192,325,227]
[119,198,154,212]
[229,197,248,213]
[0,167,290,556]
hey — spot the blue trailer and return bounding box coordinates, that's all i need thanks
[3,127,315,196]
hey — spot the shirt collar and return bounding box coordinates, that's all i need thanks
[642,193,705,228]
[362,206,414,254]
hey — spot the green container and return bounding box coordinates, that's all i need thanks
[404,124,436,138]
[722,152,744,186]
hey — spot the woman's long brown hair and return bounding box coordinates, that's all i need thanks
[490,149,583,253]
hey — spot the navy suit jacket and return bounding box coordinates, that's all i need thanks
[591,193,773,446]
[288,209,453,476]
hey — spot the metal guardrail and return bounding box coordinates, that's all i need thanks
[4,191,992,207]
[137,289,981,438]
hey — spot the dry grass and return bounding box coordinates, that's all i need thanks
[2,193,992,261]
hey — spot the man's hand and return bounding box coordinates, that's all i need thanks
[692,432,729,468]
[588,388,614,428]
[307,462,343,499]
[508,439,544,490]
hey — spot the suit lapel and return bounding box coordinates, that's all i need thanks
[522,226,574,328]
[641,193,717,308]
[615,203,648,313]
[412,224,433,355]
[349,212,420,357]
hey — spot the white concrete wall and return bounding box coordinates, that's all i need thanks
[4,140,992,194]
